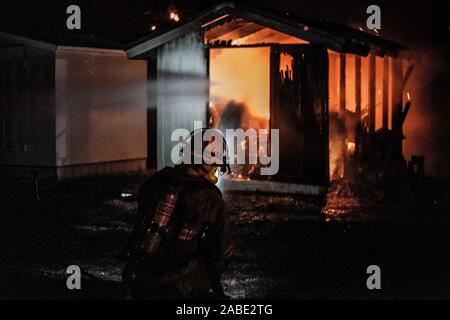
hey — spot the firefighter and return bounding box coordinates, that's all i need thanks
[121,128,233,300]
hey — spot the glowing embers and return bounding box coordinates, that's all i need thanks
[169,11,180,22]
[209,47,271,179]
[347,142,356,155]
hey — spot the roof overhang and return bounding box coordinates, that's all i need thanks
[0,32,124,53]
[126,2,410,60]
[126,2,234,59]
[0,32,57,52]
[56,46,125,56]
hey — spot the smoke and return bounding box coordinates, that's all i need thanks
[404,47,450,178]
[54,78,210,111]
[329,112,347,180]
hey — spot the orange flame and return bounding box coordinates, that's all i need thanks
[169,11,180,22]
[347,142,356,154]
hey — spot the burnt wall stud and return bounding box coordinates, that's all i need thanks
[355,56,362,158]
[369,52,376,134]
[339,53,346,127]
[392,58,403,159]
[382,57,389,130]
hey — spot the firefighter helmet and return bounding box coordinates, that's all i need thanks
[179,128,231,182]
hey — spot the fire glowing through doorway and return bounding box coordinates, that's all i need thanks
[209,47,270,121]
[209,47,271,179]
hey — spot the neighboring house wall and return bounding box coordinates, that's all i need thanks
[55,47,148,178]
[0,37,56,175]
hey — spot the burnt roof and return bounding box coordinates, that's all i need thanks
[126,1,410,60]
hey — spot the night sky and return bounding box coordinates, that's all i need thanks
[0,0,449,175]
[0,0,447,46]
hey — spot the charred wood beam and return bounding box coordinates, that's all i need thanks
[339,53,346,126]
[270,47,281,134]
[392,60,415,130]
[369,52,376,134]
[201,14,233,31]
[207,41,277,48]
[400,64,415,94]
[355,56,362,120]
[206,42,313,49]
[391,58,403,158]
[204,18,246,39]
[392,62,415,130]
[207,39,233,47]
[321,46,331,184]
[398,64,415,127]
[382,57,389,130]
[205,48,211,127]
[355,55,362,157]
[401,101,412,125]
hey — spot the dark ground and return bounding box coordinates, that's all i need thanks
[0,173,449,300]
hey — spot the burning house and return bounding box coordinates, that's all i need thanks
[126,2,413,194]
[1,2,415,195]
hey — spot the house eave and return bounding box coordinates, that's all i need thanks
[56,46,126,57]
[126,2,410,60]
[126,3,234,59]
[0,32,57,52]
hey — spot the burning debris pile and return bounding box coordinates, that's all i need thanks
[223,178,386,224]
[209,100,270,179]
[322,179,379,221]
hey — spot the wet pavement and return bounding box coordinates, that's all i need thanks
[0,175,449,299]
